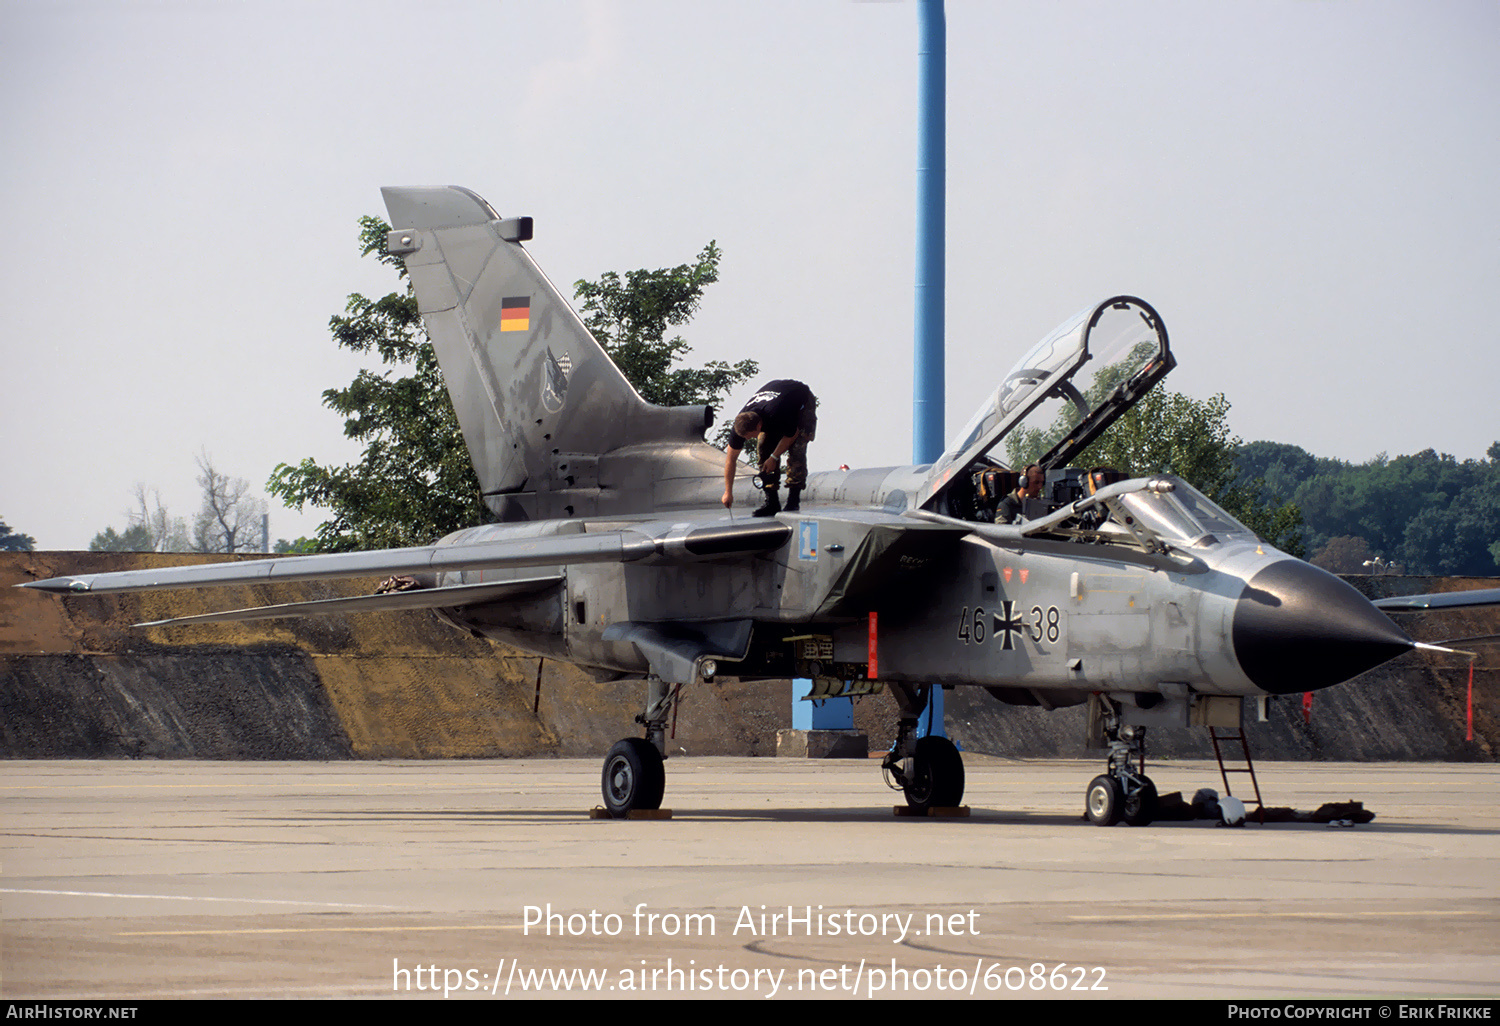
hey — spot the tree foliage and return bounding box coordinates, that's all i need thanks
[90,523,155,552]
[1236,440,1500,576]
[0,517,35,552]
[1003,339,1157,470]
[574,242,757,412]
[1077,391,1240,495]
[270,219,751,552]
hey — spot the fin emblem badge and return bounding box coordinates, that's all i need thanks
[543,348,572,413]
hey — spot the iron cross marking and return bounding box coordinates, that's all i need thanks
[994,600,1027,651]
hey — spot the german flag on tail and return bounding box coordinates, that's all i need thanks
[500,296,530,332]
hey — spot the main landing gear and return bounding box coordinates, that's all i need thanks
[601,738,664,817]
[1085,699,1157,826]
[882,684,966,813]
[600,676,674,818]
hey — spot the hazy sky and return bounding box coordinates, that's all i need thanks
[3,0,1496,550]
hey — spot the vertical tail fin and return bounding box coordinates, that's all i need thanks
[382,186,713,519]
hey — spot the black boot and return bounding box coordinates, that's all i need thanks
[785,486,802,512]
[752,487,781,517]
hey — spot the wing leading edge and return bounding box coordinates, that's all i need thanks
[21,533,648,595]
[133,576,564,628]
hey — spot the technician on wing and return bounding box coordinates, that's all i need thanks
[722,379,818,517]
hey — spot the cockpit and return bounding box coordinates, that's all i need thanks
[916,296,1252,553]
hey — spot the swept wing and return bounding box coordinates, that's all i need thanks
[21,520,792,626]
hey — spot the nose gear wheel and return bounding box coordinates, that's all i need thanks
[1084,700,1157,826]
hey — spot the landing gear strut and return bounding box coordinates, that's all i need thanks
[1085,699,1157,826]
[600,676,674,817]
[882,684,965,812]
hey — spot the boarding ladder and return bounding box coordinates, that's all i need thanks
[1208,725,1265,824]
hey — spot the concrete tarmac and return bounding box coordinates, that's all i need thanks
[3,756,1498,1000]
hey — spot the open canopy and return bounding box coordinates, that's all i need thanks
[916,296,1174,509]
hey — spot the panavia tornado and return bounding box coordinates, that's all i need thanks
[24,186,1495,822]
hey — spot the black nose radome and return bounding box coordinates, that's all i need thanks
[1232,559,1413,694]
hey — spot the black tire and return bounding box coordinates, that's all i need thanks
[904,735,965,813]
[1085,774,1124,826]
[1123,776,1158,827]
[601,738,665,817]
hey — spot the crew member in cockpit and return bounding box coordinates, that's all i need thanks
[996,464,1045,524]
[1079,467,1126,530]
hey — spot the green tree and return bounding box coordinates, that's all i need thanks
[1003,339,1159,470]
[271,219,751,552]
[1,517,36,551]
[1396,444,1500,575]
[1234,440,1324,503]
[574,242,757,414]
[90,523,155,552]
[1285,443,1500,571]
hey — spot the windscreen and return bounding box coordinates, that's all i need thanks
[1114,479,1255,547]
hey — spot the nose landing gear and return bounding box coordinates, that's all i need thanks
[1085,704,1157,826]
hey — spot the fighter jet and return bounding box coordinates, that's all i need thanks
[22,186,1493,823]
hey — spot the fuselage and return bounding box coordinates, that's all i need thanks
[431,464,1413,703]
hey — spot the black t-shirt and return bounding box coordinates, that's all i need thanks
[728,380,811,453]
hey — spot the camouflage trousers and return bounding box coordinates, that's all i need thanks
[757,438,807,490]
[781,436,809,489]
